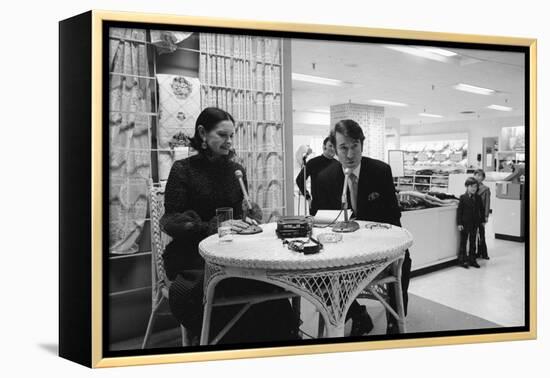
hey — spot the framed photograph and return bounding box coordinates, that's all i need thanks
[59,10,537,368]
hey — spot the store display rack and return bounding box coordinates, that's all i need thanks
[199,33,286,221]
[394,173,449,193]
[495,150,525,172]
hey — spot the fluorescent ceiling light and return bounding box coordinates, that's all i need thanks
[369,99,409,107]
[384,45,449,62]
[308,108,330,114]
[453,83,496,95]
[292,73,344,86]
[487,104,513,111]
[421,47,457,57]
[419,112,443,118]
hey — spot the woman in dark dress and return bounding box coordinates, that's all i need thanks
[161,107,299,345]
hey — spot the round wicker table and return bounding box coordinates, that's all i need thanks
[198,221,413,344]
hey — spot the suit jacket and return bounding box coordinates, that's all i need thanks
[476,183,491,222]
[314,157,401,227]
[457,192,484,228]
[295,155,339,214]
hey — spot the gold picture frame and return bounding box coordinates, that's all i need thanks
[59,9,537,368]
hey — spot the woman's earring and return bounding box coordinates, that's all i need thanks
[201,140,207,149]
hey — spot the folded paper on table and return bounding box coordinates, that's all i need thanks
[313,210,348,225]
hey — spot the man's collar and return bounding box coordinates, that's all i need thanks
[342,161,362,180]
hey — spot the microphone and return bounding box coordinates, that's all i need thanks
[302,147,313,161]
[235,170,252,208]
[332,167,359,233]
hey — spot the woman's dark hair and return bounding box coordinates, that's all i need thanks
[465,177,478,187]
[189,107,235,151]
[473,169,486,179]
[329,119,365,147]
[323,136,332,147]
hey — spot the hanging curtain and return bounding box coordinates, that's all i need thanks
[108,28,152,254]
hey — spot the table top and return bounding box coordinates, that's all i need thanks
[199,221,413,271]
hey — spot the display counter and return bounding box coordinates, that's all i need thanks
[493,182,525,241]
[401,205,460,273]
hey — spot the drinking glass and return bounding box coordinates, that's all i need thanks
[216,207,234,242]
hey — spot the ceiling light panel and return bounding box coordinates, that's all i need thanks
[292,73,344,86]
[419,112,444,118]
[453,83,496,95]
[369,99,409,107]
[487,104,513,111]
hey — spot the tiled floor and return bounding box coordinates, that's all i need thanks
[408,218,525,327]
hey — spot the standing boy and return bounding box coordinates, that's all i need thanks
[457,177,484,269]
[474,169,491,260]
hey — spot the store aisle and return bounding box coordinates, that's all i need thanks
[408,218,525,327]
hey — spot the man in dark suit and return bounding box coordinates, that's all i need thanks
[315,119,412,335]
[295,136,339,215]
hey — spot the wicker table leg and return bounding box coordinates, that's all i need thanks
[392,258,407,333]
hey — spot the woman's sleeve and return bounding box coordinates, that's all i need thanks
[160,161,217,240]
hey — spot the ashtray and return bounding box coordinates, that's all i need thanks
[317,232,343,243]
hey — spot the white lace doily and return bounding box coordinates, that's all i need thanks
[199,221,413,270]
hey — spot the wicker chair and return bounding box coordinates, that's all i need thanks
[143,183,302,346]
[141,183,188,349]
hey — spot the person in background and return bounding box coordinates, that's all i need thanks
[295,136,338,215]
[315,119,412,335]
[474,169,491,260]
[161,107,299,345]
[457,177,484,269]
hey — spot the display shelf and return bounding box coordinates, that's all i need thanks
[394,173,450,192]
[202,83,281,95]
[110,72,157,80]
[496,150,525,172]
[200,51,282,65]
[200,33,286,221]
[109,251,152,260]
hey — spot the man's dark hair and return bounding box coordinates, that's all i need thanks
[473,169,486,179]
[465,177,478,187]
[329,119,365,147]
[322,136,331,147]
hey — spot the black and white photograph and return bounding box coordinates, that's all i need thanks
[104,21,531,356]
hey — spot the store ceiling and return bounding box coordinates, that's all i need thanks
[291,38,525,128]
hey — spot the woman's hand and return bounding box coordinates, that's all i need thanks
[242,200,263,223]
[229,219,250,233]
[458,225,464,231]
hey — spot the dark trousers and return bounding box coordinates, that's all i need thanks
[477,224,488,258]
[348,250,411,325]
[459,226,478,263]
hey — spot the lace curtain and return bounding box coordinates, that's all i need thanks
[108,28,152,254]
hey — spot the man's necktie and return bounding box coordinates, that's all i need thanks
[349,172,358,213]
